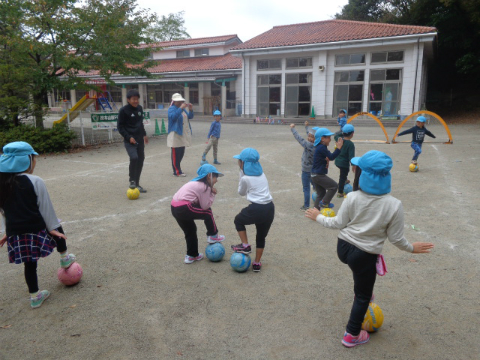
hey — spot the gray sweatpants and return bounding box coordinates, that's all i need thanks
[311,174,338,208]
[204,136,219,159]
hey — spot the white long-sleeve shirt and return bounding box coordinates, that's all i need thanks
[316,190,413,254]
[238,171,273,204]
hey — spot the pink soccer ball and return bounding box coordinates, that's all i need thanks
[57,262,83,286]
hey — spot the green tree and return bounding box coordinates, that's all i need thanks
[1,0,157,128]
[145,11,191,42]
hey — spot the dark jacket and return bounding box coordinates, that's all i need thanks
[311,144,341,175]
[117,104,146,142]
[398,125,435,144]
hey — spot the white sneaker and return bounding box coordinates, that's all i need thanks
[184,253,204,264]
[207,234,225,243]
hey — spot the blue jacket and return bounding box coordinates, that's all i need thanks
[207,121,221,138]
[311,144,341,175]
[337,116,347,129]
[168,105,194,136]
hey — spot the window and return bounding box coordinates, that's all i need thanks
[286,57,312,69]
[371,51,404,64]
[176,50,190,58]
[335,53,366,66]
[188,83,199,105]
[368,69,402,116]
[194,48,209,57]
[257,59,281,70]
[257,74,281,116]
[333,70,364,116]
[105,85,122,104]
[285,73,312,117]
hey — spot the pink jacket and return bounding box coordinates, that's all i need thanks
[171,181,215,210]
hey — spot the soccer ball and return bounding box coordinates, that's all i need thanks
[127,187,140,200]
[344,183,353,194]
[409,163,419,172]
[320,208,336,217]
[362,302,384,332]
[205,243,225,262]
[230,253,251,272]
[57,262,83,286]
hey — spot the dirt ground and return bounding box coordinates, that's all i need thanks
[1,120,479,360]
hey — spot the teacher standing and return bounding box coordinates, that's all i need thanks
[168,93,194,177]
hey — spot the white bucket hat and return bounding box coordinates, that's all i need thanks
[172,93,185,102]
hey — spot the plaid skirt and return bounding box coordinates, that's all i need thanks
[7,230,57,264]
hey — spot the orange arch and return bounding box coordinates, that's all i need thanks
[392,111,453,144]
[347,112,390,144]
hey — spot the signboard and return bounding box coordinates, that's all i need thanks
[91,112,150,130]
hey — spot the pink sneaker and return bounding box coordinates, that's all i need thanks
[184,253,204,264]
[207,234,225,244]
[342,330,370,348]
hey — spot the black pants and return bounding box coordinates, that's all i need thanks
[124,140,145,185]
[337,239,377,335]
[25,229,67,293]
[311,174,338,208]
[171,147,185,175]
[337,166,350,193]
[234,202,275,249]
[171,204,218,257]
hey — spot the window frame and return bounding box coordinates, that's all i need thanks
[285,72,312,117]
[371,50,404,64]
[335,53,366,66]
[368,68,403,117]
[257,59,282,71]
[286,57,313,69]
[257,74,282,116]
[333,70,365,116]
[176,50,190,58]
[194,48,209,57]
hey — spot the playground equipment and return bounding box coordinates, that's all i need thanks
[53,94,96,125]
[347,112,391,144]
[392,111,453,144]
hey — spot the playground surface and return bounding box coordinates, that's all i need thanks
[1,121,479,360]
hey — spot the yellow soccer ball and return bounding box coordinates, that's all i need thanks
[409,163,419,172]
[320,208,336,217]
[127,187,140,200]
[362,302,384,332]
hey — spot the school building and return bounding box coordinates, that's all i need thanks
[54,19,437,119]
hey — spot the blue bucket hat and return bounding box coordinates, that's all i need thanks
[357,150,393,195]
[191,164,223,182]
[314,128,335,146]
[417,116,426,123]
[213,110,221,116]
[342,124,354,133]
[233,148,263,176]
[350,157,361,166]
[0,141,38,173]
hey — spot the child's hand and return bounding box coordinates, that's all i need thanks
[412,242,434,253]
[211,187,218,195]
[336,137,344,149]
[305,208,321,220]
[49,229,67,240]
[0,234,6,247]
[305,121,309,126]
[290,124,295,128]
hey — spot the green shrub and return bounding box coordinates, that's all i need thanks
[0,124,76,153]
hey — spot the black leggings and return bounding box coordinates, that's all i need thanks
[337,239,377,335]
[24,229,67,294]
[234,202,275,249]
[337,166,349,193]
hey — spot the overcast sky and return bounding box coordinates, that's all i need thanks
[137,0,349,42]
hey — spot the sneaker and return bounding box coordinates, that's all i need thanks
[129,180,136,189]
[137,185,147,193]
[60,253,76,269]
[213,160,221,165]
[207,234,225,243]
[231,243,252,254]
[30,290,50,309]
[412,160,417,164]
[336,193,345,198]
[173,173,187,177]
[252,262,262,272]
[342,330,370,348]
[202,154,206,161]
[346,179,351,184]
[300,205,309,210]
[184,253,204,264]
[319,201,335,208]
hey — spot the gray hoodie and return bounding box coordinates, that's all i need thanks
[291,127,315,173]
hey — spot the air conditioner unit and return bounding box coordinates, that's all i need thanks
[319,65,325,71]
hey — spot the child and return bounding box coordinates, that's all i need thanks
[171,164,225,264]
[305,150,434,348]
[290,121,316,210]
[337,109,347,131]
[117,89,149,192]
[231,148,274,272]
[334,124,355,197]
[0,142,76,308]
[202,110,222,165]
[397,116,436,164]
[311,128,343,209]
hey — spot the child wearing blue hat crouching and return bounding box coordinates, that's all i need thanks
[397,116,436,165]
[0,142,76,308]
[231,148,274,272]
[311,128,344,209]
[171,164,225,264]
[305,150,434,348]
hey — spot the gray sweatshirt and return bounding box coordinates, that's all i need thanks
[291,127,315,173]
